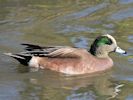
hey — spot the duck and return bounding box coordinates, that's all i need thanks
[4,34,126,75]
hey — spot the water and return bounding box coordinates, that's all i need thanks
[0,0,133,100]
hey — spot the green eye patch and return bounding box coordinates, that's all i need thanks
[97,36,112,46]
[95,36,112,46]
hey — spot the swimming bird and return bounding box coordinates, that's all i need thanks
[4,34,126,74]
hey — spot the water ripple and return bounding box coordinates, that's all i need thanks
[71,36,89,48]
[109,8,133,21]
[59,25,97,33]
[119,0,133,4]
[61,3,108,20]
[128,35,133,43]
[126,95,133,100]
[58,25,114,34]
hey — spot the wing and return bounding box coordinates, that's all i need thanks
[21,43,87,58]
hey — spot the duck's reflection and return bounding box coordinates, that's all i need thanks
[18,69,125,100]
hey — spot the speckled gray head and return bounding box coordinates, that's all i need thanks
[90,34,126,58]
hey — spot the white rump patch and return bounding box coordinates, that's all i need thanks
[28,56,39,68]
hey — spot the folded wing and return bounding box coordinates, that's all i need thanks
[20,43,86,58]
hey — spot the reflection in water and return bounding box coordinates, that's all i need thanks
[67,90,96,100]
[18,70,126,100]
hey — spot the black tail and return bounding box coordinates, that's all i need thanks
[4,53,32,66]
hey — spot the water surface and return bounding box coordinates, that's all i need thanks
[0,0,133,100]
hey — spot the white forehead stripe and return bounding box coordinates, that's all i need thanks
[102,34,117,45]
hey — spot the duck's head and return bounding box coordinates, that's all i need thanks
[90,34,126,58]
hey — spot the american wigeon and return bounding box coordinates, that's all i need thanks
[4,34,126,74]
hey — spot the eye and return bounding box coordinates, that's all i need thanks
[106,38,113,45]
